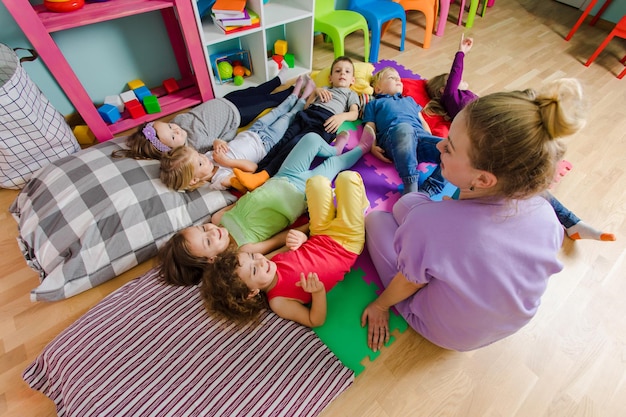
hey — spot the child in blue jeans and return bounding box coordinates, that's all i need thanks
[363,67,444,195]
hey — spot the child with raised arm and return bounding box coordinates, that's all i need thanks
[422,34,614,241]
[234,56,361,191]
[157,130,375,286]
[200,170,369,328]
[112,65,296,160]
[363,66,445,195]
[159,76,316,191]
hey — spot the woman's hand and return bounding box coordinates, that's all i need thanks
[361,301,391,352]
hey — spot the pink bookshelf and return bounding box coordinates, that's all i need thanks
[3,0,213,142]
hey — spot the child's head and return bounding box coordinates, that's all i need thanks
[423,73,450,119]
[157,223,233,286]
[200,249,271,326]
[328,56,355,88]
[160,145,215,191]
[371,67,403,96]
[438,78,585,200]
[112,121,188,160]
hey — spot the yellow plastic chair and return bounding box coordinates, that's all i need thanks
[314,0,370,62]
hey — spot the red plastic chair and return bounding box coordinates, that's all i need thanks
[584,15,626,70]
[565,0,613,41]
[618,55,626,79]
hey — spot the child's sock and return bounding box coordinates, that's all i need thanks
[333,131,349,154]
[402,181,418,195]
[234,168,269,191]
[291,75,305,97]
[566,221,616,241]
[358,124,376,153]
[278,61,290,84]
[229,176,248,194]
[300,76,317,99]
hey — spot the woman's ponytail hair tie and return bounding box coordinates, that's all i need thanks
[143,122,171,152]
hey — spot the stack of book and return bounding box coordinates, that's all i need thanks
[212,0,260,35]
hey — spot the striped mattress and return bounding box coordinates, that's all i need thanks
[23,267,354,417]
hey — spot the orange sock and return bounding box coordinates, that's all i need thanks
[234,168,269,191]
[229,176,248,194]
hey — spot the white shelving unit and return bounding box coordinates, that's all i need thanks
[192,0,314,97]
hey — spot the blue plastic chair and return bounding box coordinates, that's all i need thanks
[314,0,370,62]
[347,0,406,63]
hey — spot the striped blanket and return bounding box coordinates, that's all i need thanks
[23,268,354,417]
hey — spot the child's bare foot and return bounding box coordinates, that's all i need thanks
[291,75,305,97]
[234,168,270,191]
[300,76,317,99]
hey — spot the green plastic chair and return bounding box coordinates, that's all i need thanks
[314,0,370,62]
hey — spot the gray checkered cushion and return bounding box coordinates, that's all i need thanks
[9,137,236,301]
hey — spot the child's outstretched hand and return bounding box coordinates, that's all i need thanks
[296,272,325,294]
[316,87,332,103]
[372,145,392,163]
[286,229,308,251]
[459,33,473,54]
[213,138,229,154]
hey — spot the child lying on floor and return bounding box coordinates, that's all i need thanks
[157,130,375,287]
[112,64,295,160]
[159,75,316,191]
[200,171,369,328]
[234,56,361,191]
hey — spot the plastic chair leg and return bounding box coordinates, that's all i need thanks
[369,26,382,63]
[362,29,370,63]
[565,0,599,41]
[399,18,406,51]
[465,0,480,28]
[457,0,466,26]
[437,0,450,36]
[584,32,615,66]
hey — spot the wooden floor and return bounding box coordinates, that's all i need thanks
[2,1,625,415]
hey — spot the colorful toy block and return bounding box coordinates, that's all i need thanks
[104,94,124,112]
[274,39,288,56]
[98,103,121,124]
[272,54,284,69]
[142,95,161,114]
[163,77,180,94]
[120,90,137,104]
[125,99,146,119]
[127,79,145,90]
[133,85,152,103]
[72,124,95,146]
[283,53,295,68]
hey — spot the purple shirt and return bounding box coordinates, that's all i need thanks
[391,192,563,351]
[441,52,479,119]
